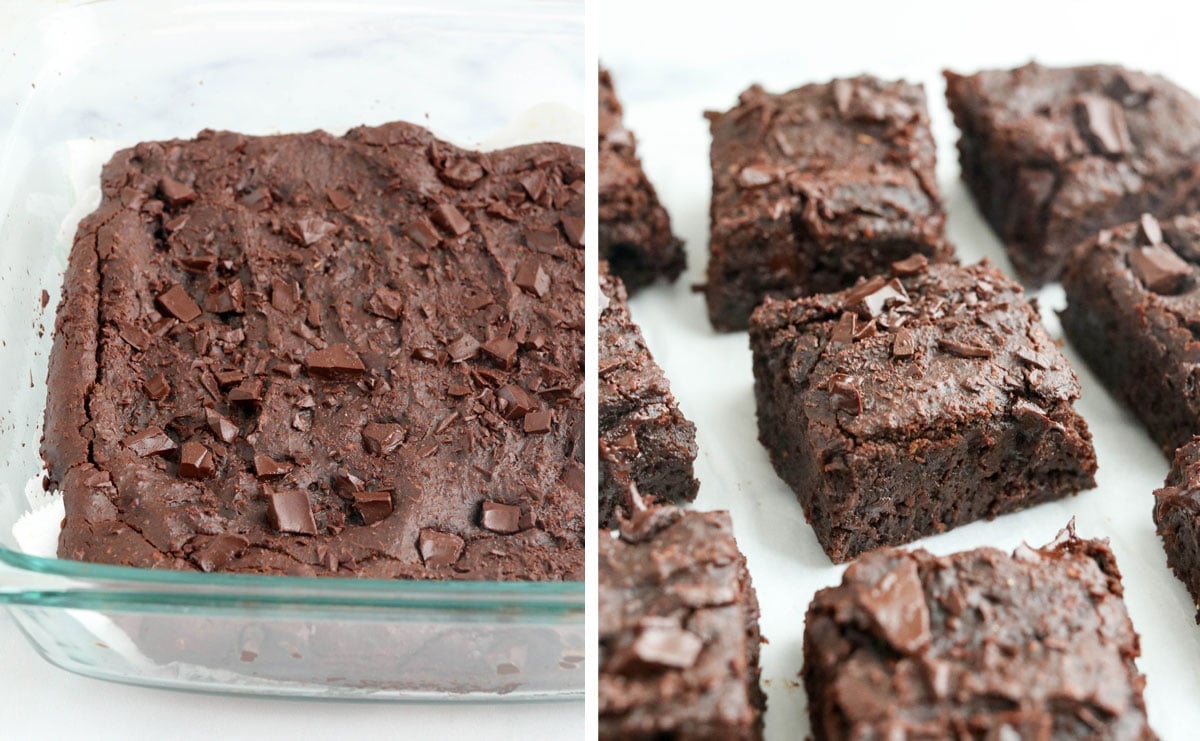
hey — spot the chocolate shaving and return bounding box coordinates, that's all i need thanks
[307,343,366,378]
[123,427,177,458]
[938,338,993,359]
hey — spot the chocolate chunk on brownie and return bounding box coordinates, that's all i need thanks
[1154,436,1200,619]
[1061,213,1200,455]
[945,62,1200,286]
[750,258,1097,562]
[600,67,686,291]
[599,264,697,528]
[43,122,585,579]
[705,76,952,331]
[600,502,765,740]
[803,526,1155,739]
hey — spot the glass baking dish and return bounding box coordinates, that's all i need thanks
[0,0,584,700]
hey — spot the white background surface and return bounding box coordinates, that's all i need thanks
[603,1,1200,738]
[0,1,583,738]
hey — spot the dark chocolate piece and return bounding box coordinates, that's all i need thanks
[43,121,583,579]
[750,259,1097,562]
[480,501,521,534]
[599,504,765,740]
[705,76,951,331]
[1061,214,1200,454]
[599,67,686,291]
[803,528,1155,739]
[945,62,1200,286]
[598,265,698,528]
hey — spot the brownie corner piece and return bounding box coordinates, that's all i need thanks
[599,504,765,740]
[44,121,585,580]
[1061,212,1200,455]
[598,264,698,528]
[705,76,951,332]
[944,62,1200,286]
[803,527,1154,738]
[1154,435,1200,619]
[750,258,1096,562]
[599,67,686,292]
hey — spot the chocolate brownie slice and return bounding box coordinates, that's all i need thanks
[803,526,1155,739]
[945,62,1200,286]
[598,264,697,528]
[599,501,765,740]
[1154,436,1200,619]
[705,76,952,331]
[1061,213,1200,456]
[43,122,585,579]
[600,67,686,291]
[750,258,1097,562]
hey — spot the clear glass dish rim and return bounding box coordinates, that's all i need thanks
[0,543,583,614]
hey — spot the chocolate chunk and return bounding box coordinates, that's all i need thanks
[159,176,196,207]
[205,409,239,444]
[204,280,245,314]
[631,624,704,670]
[432,203,471,236]
[405,218,441,249]
[1130,244,1191,294]
[498,384,537,419]
[192,533,249,572]
[296,216,337,245]
[156,284,202,322]
[352,490,393,525]
[362,422,404,455]
[1137,213,1163,246]
[306,343,366,378]
[123,426,177,458]
[1016,348,1050,369]
[178,254,217,274]
[144,373,170,401]
[561,214,584,248]
[480,501,522,534]
[228,378,263,404]
[418,528,464,567]
[829,374,862,415]
[447,333,481,362]
[214,368,246,387]
[892,328,916,358]
[856,558,931,655]
[326,187,353,211]
[830,313,856,345]
[854,278,909,317]
[332,470,366,497]
[481,337,519,368]
[178,440,216,479]
[253,454,292,478]
[440,159,485,188]
[938,337,993,359]
[265,490,317,535]
[519,170,547,201]
[1076,94,1133,154]
[524,409,553,434]
[365,286,404,321]
[514,258,551,298]
[270,278,299,313]
[891,253,929,276]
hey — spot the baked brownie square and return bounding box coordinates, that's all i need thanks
[599,502,765,740]
[705,76,951,331]
[750,258,1097,562]
[803,527,1155,739]
[599,67,686,291]
[945,62,1200,287]
[43,121,585,579]
[598,264,698,528]
[1061,213,1200,455]
[1154,436,1200,619]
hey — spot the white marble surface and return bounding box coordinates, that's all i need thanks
[0,1,583,738]
[603,1,1200,738]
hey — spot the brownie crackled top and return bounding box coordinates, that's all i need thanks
[43,121,584,579]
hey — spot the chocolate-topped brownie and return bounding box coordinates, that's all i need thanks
[1061,213,1200,456]
[945,62,1200,286]
[803,526,1155,739]
[750,258,1097,562]
[43,122,585,579]
[598,264,697,528]
[599,67,686,291]
[599,501,765,740]
[705,76,952,331]
[1154,436,1200,618]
